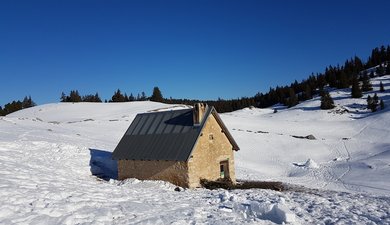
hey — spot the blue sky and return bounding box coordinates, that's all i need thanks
[1,0,389,106]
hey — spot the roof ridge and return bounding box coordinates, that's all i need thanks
[138,108,192,116]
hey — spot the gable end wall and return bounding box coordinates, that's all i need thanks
[188,114,236,188]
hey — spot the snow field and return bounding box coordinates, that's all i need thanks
[0,75,390,224]
[224,75,390,195]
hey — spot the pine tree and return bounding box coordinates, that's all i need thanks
[353,56,364,73]
[0,106,4,116]
[22,96,29,108]
[82,93,102,102]
[361,74,373,92]
[367,95,372,109]
[351,76,362,98]
[337,70,349,89]
[367,94,379,112]
[320,91,335,110]
[3,100,23,114]
[372,94,379,112]
[380,45,387,62]
[129,93,135,101]
[111,89,125,102]
[69,90,82,102]
[379,81,385,92]
[286,88,298,108]
[140,92,147,101]
[376,64,385,76]
[150,87,164,102]
[94,93,102,102]
[317,74,326,90]
[386,63,390,75]
[387,45,390,61]
[325,66,337,88]
[60,92,67,102]
[22,96,35,108]
[380,99,385,110]
[303,84,312,100]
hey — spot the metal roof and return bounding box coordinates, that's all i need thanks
[112,106,239,161]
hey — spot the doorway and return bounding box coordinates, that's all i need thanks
[219,160,229,179]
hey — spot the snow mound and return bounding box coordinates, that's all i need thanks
[293,158,319,169]
[219,191,297,224]
[304,158,319,168]
[246,198,296,224]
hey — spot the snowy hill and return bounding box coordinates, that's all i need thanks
[0,76,389,224]
[228,75,390,195]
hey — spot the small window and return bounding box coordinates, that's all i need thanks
[209,134,214,140]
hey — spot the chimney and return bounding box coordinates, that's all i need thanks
[193,103,206,126]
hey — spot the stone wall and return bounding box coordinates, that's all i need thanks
[188,114,236,188]
[118,160,189,187]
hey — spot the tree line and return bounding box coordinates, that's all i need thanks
[2,45,389,116]
[164,45,390,112]
[0,96,36,116]
[60,86,257,113]
[56,45,390,113]
[60,89,148,103]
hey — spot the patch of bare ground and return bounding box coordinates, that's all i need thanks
[201,178,286,191]
[200,178,326,194]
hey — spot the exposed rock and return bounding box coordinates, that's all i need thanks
[256,131,269,134]
[291,134,316,140]
[174,187,182,192]
[306,134,316,140]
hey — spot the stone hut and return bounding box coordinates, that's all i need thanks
[112,103,240,188]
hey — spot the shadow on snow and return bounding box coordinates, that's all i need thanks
[89,148,117,181]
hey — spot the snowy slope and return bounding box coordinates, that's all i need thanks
[0,76,389,224]
[225,75,390,195]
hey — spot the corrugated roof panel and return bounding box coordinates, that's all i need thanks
[138,115,151,135]
[126,116,141,135]
[112,109,201,161]
[155,112,171,134]
[147,113,162,134]
[178,125,186,133]
[162,112,176,134]
[173,135,188,159]
[147,133,159,156]
[172,124,183,133]
[132,115,147,135]
[181,126,191,133]
[148,134,162,160]
[139,114,155,135]
[155,133,171,159]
